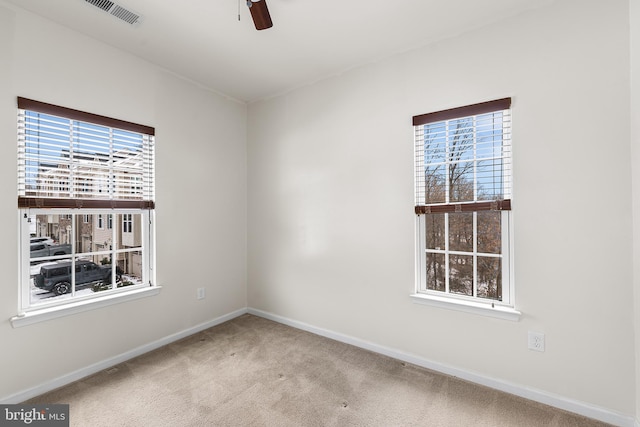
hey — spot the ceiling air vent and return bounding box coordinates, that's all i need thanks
[84,0,143,26]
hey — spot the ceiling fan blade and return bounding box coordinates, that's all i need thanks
[248,0,273,30]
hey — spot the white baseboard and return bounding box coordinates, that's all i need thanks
[0,308,248,404]
[248,308,636,427]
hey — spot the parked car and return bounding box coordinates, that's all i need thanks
[30,236,54,245]
[30,242,72,259]
[33,260,123,295]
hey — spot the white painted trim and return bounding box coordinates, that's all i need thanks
[248,308,634,427]
[1,308,248,404]
[410,293,521,321]
[11,286,163,328]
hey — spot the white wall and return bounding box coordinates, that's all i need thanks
[0,3,247,400]
[248,0,635,418]
[631,0,640,422]
[0,0,636,421]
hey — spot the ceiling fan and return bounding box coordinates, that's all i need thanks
[246,0,273,30]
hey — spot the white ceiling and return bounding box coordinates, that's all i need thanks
[5,0,551,103]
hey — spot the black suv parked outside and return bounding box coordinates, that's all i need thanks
[33,260,123,295]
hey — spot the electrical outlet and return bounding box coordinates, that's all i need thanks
[528,331,545,352]
[197,288,205,300]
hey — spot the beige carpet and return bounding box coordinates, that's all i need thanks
[26,314,611,426]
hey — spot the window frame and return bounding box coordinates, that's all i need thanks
[13,98,158,326]
[18,208,155,314]
[411,98,519,320]
[413,212,516,314]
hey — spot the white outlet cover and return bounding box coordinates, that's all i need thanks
[528,331,545,352]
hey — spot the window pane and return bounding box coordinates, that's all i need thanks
[475,112,503,159]
[476,159,504,200]
[448,162,474,203]
[31,260,72,305]
[449,254,473,296]
[424,165,446,204]
[477,257,502,301]
[448,118,474,163]
[423,122,446,163]
[116,213,142,250]
[74,214,96,255]
[116,250,144,287]
[477,211,501,254]
[425,213,445,250]
[448,213,473,252]
[426,253,445,292]
[30,214,72,264]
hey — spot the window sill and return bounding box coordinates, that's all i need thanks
[11,286,161,328]
[410,293,521,321]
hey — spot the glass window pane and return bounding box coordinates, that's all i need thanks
[74,257,108,295]
[448,213,473,252]
[74,214,97,256]
[449,254,473,296]
[426,253,445,292]
[30,214,72,264]
[476,159,504,200]
[116,213,142,250]
[424,165,446,204]
[477,257,502,301]
[477,211,501,254]
[475,112,503,160]
[448,118,474,163]
[115,250,144,287]
[31,259,73,305]
[423,122,446,164]
[425,214,445,250]
[448,162,474,202]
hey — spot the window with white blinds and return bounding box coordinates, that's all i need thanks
[17,97,155,209]
[414,98,511,214]
[413,98,514,308]
[15,97,157,320]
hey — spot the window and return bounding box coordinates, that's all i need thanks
[413,98,513,311]
[17,97,156,318]
[123,214,132,233]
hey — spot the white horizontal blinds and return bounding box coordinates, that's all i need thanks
[417,111,511,204]
[413,98,511,213]
[18,111,71,198]
[17,98,155,209]
[142,133,155,202]
[414,125,426,207]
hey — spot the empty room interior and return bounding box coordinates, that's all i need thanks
[1,0,640,425]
